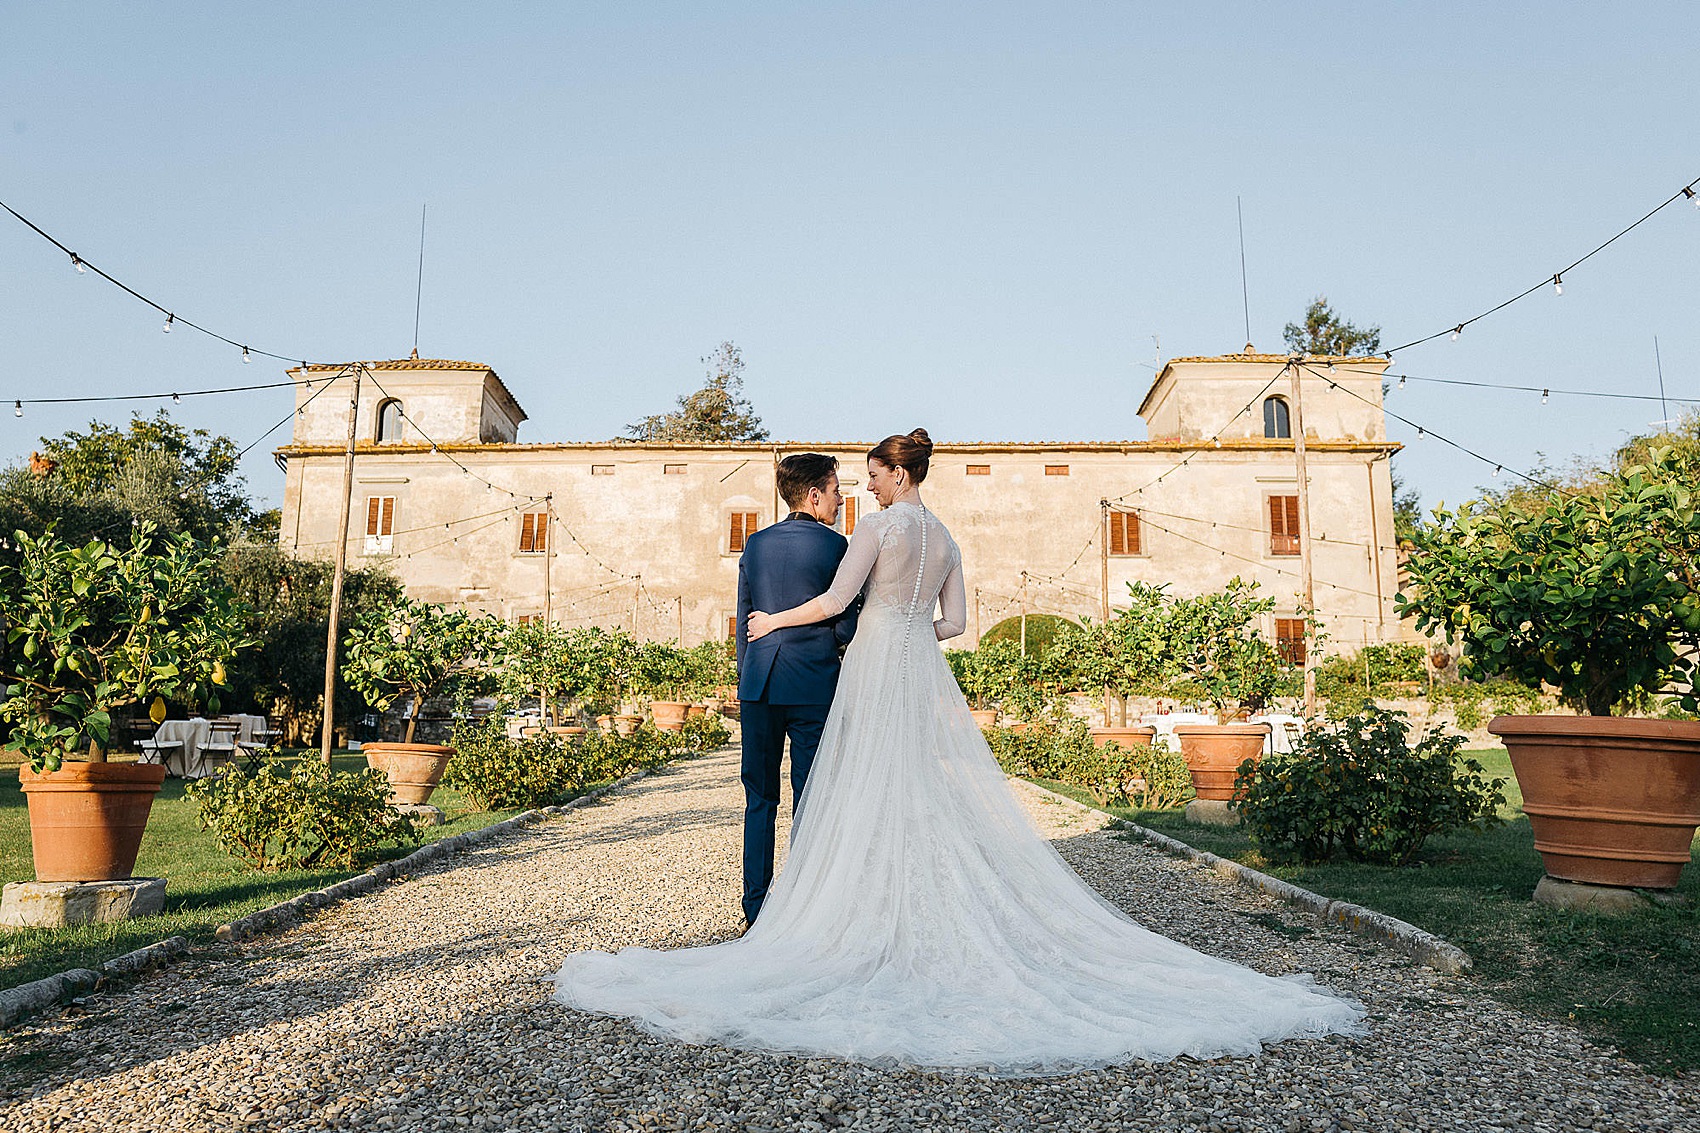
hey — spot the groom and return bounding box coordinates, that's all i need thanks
[735,453,860,928]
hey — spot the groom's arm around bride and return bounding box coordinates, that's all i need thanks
[734,453,860,927]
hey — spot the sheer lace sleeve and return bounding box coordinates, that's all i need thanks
[817,517,884,617]
[933,552,966,640]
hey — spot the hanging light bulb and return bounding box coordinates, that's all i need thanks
[1686,186,1699,209]
[242,346,252,364]
[1416,427,1425,437]
[70,252,86,274]
[1492,465,1501,477]
[172,392,181,404]
[12,400,21,418]
[1541,389,1549,404]
[1450,325,1462,342]
[1397,375,1407,390]
[1327,361,1336,373]
[162,313,174,333]
[1552,273,1563,296]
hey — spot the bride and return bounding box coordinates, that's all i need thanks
[552,428,1364,1074]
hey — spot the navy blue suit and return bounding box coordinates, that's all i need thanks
[735,514,860,924]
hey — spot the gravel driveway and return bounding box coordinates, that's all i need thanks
[3,748,1695,1132]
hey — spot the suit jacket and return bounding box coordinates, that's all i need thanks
[736,516,861,705]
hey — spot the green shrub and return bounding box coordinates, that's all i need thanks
[985,717,1193,810]
[444,714,589,810]
[1315,642,1429,705]
[1430,678,1547,729]
[980,613,1077,657]
[188,758,418,871]
[678,712,732,754]
[1233,704,1506,865]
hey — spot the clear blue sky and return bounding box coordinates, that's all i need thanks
[3,3,1696,514]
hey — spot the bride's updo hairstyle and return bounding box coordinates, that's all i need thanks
[868,428,933,485]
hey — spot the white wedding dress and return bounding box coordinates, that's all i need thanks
[552,501,1363,1074]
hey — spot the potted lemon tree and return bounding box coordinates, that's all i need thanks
[342,596,498,804]
[1,525,250,881]
[1400,448,1700,894]
[1162,579,1289,803]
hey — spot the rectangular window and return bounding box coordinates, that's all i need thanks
[591,464,614,476]
[1275,617,1307,666]
[966,464,990,476]
[515,613,541,626]
[518,511,549,554]
[835,496,859,537]
[727,615,738,641]
[364,496,395,554]
[1269,494,1300,556]
[1108,509,1142,556]
[1045,464,1070,476]
[728,511,760,553]
[664,464,687,475]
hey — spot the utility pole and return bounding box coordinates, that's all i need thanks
[542,495,553,627]
[1289,359,1318,717]
[1019,571,1029,657]
[1099,499,1111,621]
[321,365,362,765]
[631,575,641,633]
[676,595,684,644]
[973,587,981,645]
[541,494,554,726]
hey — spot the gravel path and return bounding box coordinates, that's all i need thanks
[3,748,1695,1132]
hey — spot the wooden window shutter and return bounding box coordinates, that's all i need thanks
[366,497,381,537]
[379,497,394,536]
[965,464,990,476]
[519,513,537,553]
[1270,495,1299,556]
[533,512,547,552]
[1045,464,1070,476]
[1109,510,1141,556]
[727,615,738,640]
[843,497,858,537]
[1275,618,1307,665]
[729,512,759,552]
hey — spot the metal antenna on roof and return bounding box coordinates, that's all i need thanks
[1237,196,1252,350]
[411,204,427,360]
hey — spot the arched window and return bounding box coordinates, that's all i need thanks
[1262,396,1291,439]
[375,398,403,443]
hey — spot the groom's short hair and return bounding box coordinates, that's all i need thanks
[776,453,838,508]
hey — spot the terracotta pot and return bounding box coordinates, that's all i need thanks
[1171,724,1269,801]
[547,725,587,737]
[969,709,1000,729]
[650,701,691,732]
[702,697,724,714]
[363,742,455,806]
[1090,725,1157,750]
[595,714,615,734]
[614,714,643,737]
[1489,715,1700,889]
[686,704,708,719]
[1007,721,1028,735]
[19,761,168,882]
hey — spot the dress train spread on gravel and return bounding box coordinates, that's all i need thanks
[552,502,1364,1074]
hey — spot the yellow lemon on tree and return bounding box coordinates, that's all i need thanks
[212,660,227,686]
[149,696,168,725]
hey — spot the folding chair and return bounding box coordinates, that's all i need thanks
[197,720,241,777]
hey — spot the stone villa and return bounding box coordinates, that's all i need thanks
[276,352,1401,659]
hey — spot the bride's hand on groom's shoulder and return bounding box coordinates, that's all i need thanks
[746,611,775,640]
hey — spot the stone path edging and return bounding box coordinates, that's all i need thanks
[0,768,648,1030]
[1021,780,1477,975]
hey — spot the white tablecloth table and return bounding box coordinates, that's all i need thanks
[155,718,213,778]
[223,714,269,745]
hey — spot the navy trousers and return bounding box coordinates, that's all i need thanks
[740,698,830,925]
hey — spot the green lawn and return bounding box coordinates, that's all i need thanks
[0,751,553,992]
[1033,748,1700,1077]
